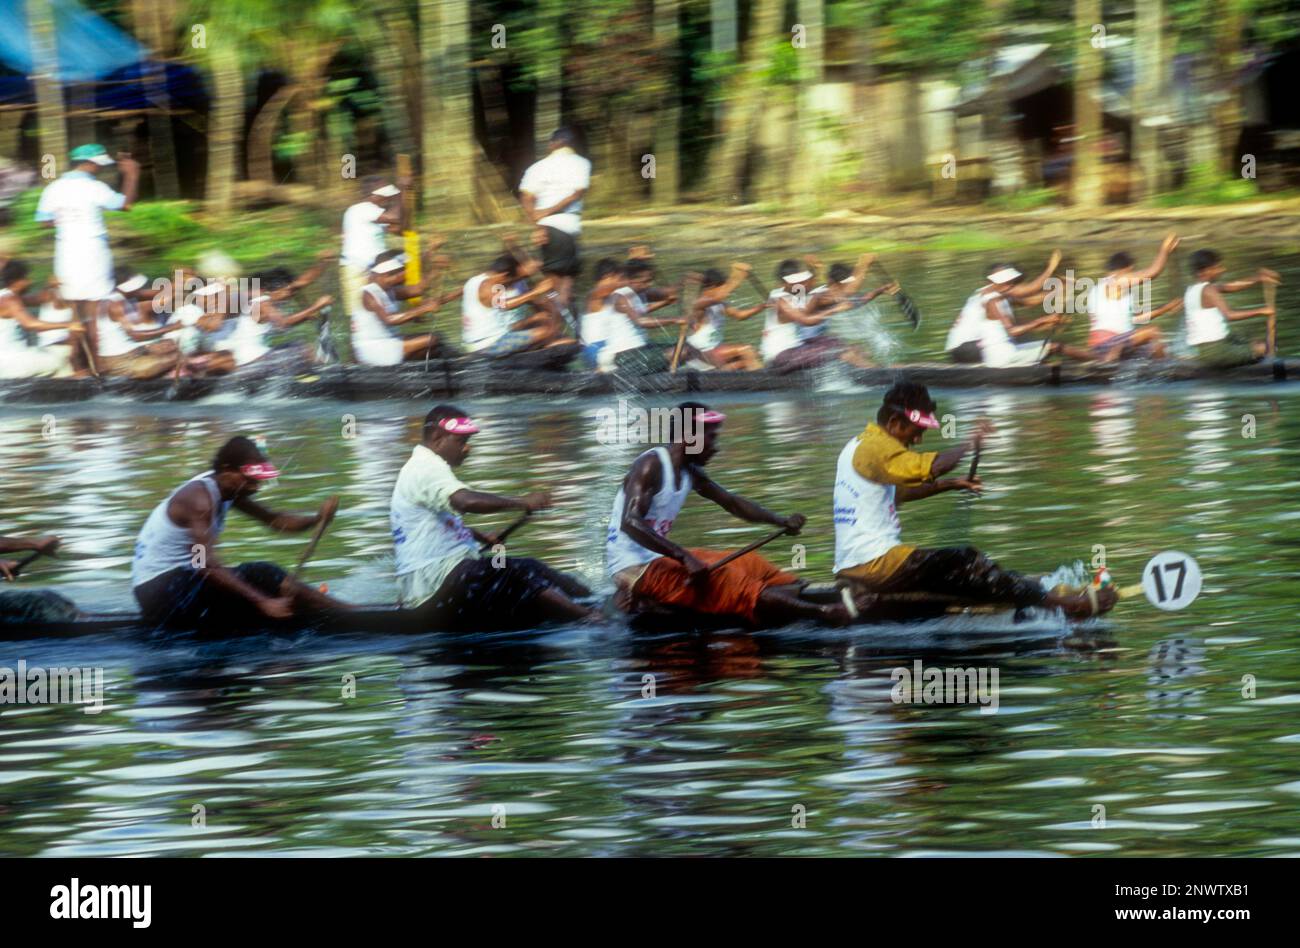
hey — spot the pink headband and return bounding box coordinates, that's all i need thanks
[907,409,940,429]
[439,417,480,435]
[239,461,281,480]
[696,410,726,425]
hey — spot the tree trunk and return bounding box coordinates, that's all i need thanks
[28,0,67,172]
[246,84,298,183]
[131,0,180,198]
[359,3,417,158]
[422,0,477,225]
[707,0,783,203]
[205,41,244,213]
[652,0,681,206]
[1212,7,1245,173]
[1132,0,1166,200]
[533,0,564,158]
[1071,0,1105,207]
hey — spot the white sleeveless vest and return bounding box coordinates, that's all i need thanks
[352,283,398,344]
[96,293,138,357]
[1089,276,1134,335]
[832,435,904,573]
[604,286,649,356]
[227,295,274,366]
[132,473,230,587]
[687,301,725,352]
[761,288,802,361]
[1183,281,1228,346]
[606,446,694,576]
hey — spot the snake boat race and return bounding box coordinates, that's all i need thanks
[0,0,1294,930]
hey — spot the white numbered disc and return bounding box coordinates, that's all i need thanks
[1141,551,1202,611]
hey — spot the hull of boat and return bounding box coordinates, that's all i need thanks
[1,357,1294,405]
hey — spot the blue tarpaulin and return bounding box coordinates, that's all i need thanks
[0,0,206,111]
[0,0,144,83]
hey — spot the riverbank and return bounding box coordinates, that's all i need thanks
[6,191,1300,277]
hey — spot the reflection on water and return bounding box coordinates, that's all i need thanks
[1,386,1299,856]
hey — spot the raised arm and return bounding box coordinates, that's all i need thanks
[1007,250,1061,300]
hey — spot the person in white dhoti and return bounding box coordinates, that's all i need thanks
[33,144,139,375]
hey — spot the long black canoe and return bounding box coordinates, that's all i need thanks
[2,355,1294,405]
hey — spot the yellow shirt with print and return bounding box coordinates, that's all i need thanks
[837,423,938,587]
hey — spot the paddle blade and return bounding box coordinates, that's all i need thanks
[896,292,921,330]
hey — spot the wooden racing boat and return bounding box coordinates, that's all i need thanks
[0,586,1111,641]
[2,355,1293,404]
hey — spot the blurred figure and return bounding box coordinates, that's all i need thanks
[340,174,405,316]
[519,128,590,312]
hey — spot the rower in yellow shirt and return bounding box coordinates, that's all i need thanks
[832,382,1116,618]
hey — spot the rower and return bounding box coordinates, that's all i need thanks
[340,175,405,316]
[131,436,347,628]
[389,404,594,629]
[684,264,764,371]
[461,253,574,358]
[225,278,332,369]
[1183,248,1278,367]
[599,259,685,374]
[93,268,185,379]
[759,256,882,370]
[607,401,865,627]
[833,382,1116,618]
[0,259,81,378]
[351,248,455,365]
[579,257,625,370]
[1087,234,1182,362]
[943,253,1092,367]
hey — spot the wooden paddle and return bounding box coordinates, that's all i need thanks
[480,509,532,553]
[868,258,921,329]
[289,505,336,584]
[1264,279,1277,357]
[703,525,792,576]
[4,548,46,580]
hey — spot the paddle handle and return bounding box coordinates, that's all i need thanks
[290,507,336,583]
[6,548,45,580]
[704,526,790,575]
[480,509,532,553]
[1264,281,1277,357]
[968,442,982,481]
[669,320,689,373]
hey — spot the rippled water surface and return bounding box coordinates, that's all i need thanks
[1,385,1299,856]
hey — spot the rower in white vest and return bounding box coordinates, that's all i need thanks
[1086,235,1181,362]
[131,435,344,628]
[834,381,1115,618]
[1181,247,1277,368]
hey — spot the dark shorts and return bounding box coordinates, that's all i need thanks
[843,545,1046,608]
[539,226,581,278]
[416,556,584,632]
[133,562,288,629]
[614,346,670,375]
[949,341,983,364]
[771,334,844,372]
[1192,334,1259,369]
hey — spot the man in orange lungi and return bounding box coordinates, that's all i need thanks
[605,401,865,627]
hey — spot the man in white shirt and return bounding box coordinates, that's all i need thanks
[34,144,139,373]
[519,128,591,311]
[340,174,405,317]
[390,404,594,630]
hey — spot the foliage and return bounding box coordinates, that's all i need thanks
[986,187,1063,211]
